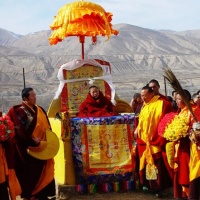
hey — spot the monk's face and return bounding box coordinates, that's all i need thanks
[141,89,154,103]
[149,82,160,95]
[89,87,99,99]
[25,90,36,106]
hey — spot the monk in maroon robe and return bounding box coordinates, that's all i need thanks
[7,88,55,200]
[77,85,116,117]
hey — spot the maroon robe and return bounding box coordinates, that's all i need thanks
[77,91,116,117]
[7,103,55,199]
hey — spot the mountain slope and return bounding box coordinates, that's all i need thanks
[1,23,200,112]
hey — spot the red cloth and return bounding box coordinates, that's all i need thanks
[137,138,172,191]
[77,91,116,117]
[173,137,190,199]
[159,93,170,102]
[8,104,37,149]
[176,137,190,185]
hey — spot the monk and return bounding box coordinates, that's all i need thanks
[148,79,169,102]
[171,90,192,199]
[129,93,143,115]
[189,114,200,200]
[159,89,200,199]
[7,88,56,200]
[134,85,173,198]
[0,112,21,200]
[187,96,200,199]
[77,85,116,117]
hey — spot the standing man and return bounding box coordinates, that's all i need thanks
[0,112,21,200]
[134,85,173,197]
[129,93,143,115]
[172,90,178,111]
[7,88,56,200]
[130,92,144,131]
[148,79,169,102]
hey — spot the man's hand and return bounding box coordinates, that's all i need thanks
[134,127,138,140]
[32,137,40,146]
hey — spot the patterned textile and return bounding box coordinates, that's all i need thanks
[71,114,135,186]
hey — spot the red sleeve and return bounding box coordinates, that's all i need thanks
[162,100,174,116]
[77,102,88,117]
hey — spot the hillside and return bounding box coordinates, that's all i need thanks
[1,24,200,112]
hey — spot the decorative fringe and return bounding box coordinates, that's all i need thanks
[98,183,113,193]
[75,180,136,194]
[122,180,134,191]
[112,182,120,192]
[75,184,87,194]
[49,1,119,45]
[88,184,97,194]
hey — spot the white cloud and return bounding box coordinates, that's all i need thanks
[0,0,200,35]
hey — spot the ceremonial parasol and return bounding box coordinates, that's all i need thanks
[49,0,119,59]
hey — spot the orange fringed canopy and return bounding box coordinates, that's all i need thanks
[49,1,119,45]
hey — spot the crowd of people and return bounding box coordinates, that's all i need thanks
[130,80,200,200]
[1,81,200,200]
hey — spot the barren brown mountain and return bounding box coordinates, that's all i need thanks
[1,23,200,112]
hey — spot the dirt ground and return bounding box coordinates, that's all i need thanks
[16,188,174,200]
[69,190,174,200]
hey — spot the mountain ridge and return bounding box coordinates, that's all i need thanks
[1,23,200,112]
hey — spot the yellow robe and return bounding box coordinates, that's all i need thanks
[189,143,200,181]
[137,95,163,171]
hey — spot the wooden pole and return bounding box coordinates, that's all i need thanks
[164,77,167,96]
[23,68,26,88]
[81,42,84,60]
[79,36,85,60]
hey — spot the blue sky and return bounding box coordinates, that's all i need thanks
[1,0,200,35]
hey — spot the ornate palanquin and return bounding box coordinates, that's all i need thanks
[60,63,111,116]
[47,59,134,195]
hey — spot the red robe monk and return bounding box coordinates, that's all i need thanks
[158,90,197,199]
[77,86,116,117]
[0,137,21,200]
[7,88,55,200]
[0,112,21,200]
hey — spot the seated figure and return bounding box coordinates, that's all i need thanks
[77,85,116,117]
